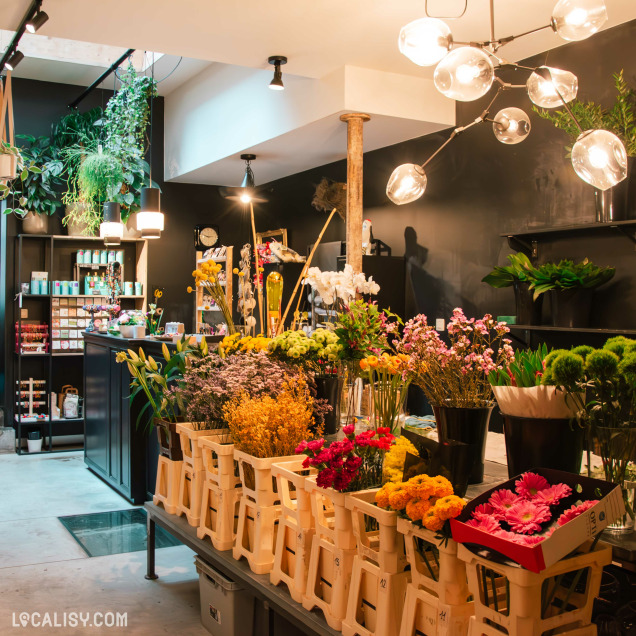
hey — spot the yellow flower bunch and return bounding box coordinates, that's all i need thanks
[192,260,223,286]
[223,376,322,458]
[375,473,465,531]
[360,352,410,373]
[383,436,418,483]
[218,333,270,358]
[190,260,235,334]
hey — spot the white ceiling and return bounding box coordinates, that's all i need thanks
[1,0,635,185]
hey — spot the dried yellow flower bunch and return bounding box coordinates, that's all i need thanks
[223,375,323,458]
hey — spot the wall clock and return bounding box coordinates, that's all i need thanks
[194,224,220,251]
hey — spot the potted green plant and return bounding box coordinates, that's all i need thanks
[534,70,636,220]
[490,344,585,477]
[529,258,615,328]
[2,135,63,234]
[0,139,22,180]
[482,253,542,325]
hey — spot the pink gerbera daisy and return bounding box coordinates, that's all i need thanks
[493,529,546,547]
[472,502,495,521]
[504,501,551,534]
[557,500,599,527]
[533,483,572,507]
[466,516,500,533]
[515,472,550,498]
[489,489,521,520]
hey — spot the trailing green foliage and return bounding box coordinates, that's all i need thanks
[489,343,548,387]
[482,253,537,288]
[529,258,615,300]
[534,70,636,157]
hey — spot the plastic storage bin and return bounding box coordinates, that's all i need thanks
[195,556,254,636]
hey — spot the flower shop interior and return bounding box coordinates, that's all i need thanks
[1,1,636,634]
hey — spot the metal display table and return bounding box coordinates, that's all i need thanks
[144,502,340,636]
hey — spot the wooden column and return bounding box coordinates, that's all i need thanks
[340,113,370,274]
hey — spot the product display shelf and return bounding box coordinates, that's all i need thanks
[194,245,233,333]
[11,234,148,454]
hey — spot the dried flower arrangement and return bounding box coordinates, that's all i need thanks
[223,376,322,458]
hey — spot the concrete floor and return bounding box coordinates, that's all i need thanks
[0,451,208,635]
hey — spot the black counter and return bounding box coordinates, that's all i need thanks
[83,333,174,504]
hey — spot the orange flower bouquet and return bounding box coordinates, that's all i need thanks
[360,352,411,433]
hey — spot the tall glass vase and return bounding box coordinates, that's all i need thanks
[594,425,636,533]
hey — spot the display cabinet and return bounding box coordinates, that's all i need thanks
[194,245,233,333]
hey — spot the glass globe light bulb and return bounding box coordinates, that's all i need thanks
[527,67,578,108]
[386,163,427,205]
[551,0,608,41]
[571,129,627,191]
[398,18,452,67]
[434,47,494,102]
[492,108,531,145]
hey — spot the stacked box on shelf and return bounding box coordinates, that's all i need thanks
[15,322,49,354]
[52,297,103,352]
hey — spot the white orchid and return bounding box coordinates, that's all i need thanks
[303,264,381,308]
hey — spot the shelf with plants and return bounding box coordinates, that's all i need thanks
[194,246,234,333]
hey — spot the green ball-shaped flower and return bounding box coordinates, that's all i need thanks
[618,352,636,385]
[540,366,554,386]
[603,336,634,360]
[571,345,594,361]
[625,341,636,356]
[551,352,585,387]
[585,349,619,382]
[544,349,569,369]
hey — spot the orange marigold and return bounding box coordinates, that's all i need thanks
[434,495,466,521]
[430,475,454,498]
[388,484,412,511]
[405,498,432,522]
[405,474,435,500]
[421,507,445,532]
[375,483,399,509]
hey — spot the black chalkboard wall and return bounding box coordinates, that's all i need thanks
[2,18,635,346]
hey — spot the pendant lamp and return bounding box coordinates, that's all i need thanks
[100,202,124,245]
[240,154,256,203]
[137,187,164,239]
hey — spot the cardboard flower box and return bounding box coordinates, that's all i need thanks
[450,467,625,573]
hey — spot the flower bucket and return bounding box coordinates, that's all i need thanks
[154,418,182,461]
[153,455,182,515]
[492,384,581,420]
[199,433,237,491]
[315,374,343,435]
[270,458,317,602]
[503,415,584,478]
[342,489,410,636]
[119,325,135,338]
[550,288,593,328]
[176,422,224,469]
[513,280,543,325]
[234,450,298,507]
[458,540,611,636]
[433,404,493,484]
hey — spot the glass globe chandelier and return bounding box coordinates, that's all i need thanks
[389,0,625,205]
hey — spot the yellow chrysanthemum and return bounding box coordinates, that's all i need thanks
[383,436,418,484]
[434,495,466,521]
[421,507,445,532]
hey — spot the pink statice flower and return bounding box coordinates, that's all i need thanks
[504,501,551,534]
[533,483,572,507]
[557,500,599,527]
[489,489,521,519]
[465,516,500,533]
[515,472,550,498]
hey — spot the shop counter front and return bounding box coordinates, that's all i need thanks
[83,332,169,504]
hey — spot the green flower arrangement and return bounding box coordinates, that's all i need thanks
[482,253,537,288]
[529,258,615,300]
[268,328,343,372]
[489,343,548,387]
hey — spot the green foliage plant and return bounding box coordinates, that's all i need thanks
[534,70,636,157]
[489,343,548,387]
[482,253,537,288]
[529,258,615,300]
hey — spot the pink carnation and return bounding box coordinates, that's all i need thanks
[533,483,572,507]
[316,468,335,489]
[465,516,500,533]
[557,500,599,527]
[504,501,551,534]
[515,472,550,498]
[489,489,521,519]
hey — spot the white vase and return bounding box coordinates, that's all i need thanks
[133,325,146,338]
[119,325,135,338]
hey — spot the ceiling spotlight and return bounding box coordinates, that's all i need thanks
[551,0,608,41]
[492,108,531,145]
[5,51,24,71]
[100,202,124,246]
[527,66,578,108]
[434,47,495,102]
[399,18,452,67]
[240,153,256,203]
[26,10,49,33]
[137,187,164,239]
[268,56,287,91]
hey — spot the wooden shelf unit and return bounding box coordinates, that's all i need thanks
[194,246,233,333]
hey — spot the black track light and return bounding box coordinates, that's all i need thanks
[26,11,49,33]
[5,51,24,71]
[268,55,287,91]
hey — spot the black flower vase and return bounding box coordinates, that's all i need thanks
[550,288,594,328]
[315,375,343,435]
[433,404,494,484]
[513,280,543,325]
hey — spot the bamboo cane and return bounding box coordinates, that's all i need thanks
[278,207,338,335]
[249,201,264,335]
